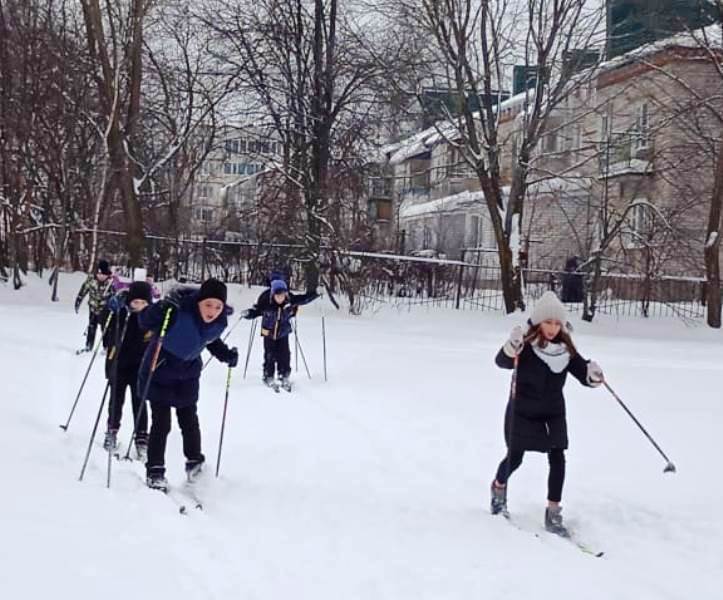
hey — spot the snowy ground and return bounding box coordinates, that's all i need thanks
[1,272,722,599]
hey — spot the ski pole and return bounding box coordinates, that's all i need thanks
[203,314,243,370]
[321,315,327,383]
[78,381,111,482]
[603,382,676,473]
[502,353,520,489]
[242,318,258,379]
[295,320,299,373]
[122,308,173,461]
[60,311,113,432]
[106,308,131,488]
[215,366,233,477]
[292,320,312,380]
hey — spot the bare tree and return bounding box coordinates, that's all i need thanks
[201,0,389,292]
[369,0,604,312]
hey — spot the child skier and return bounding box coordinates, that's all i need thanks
[242,277,319,390]
[102,279,154,459]
[138,278,239,490]
[74,259,114,353]
[490,291,604,536]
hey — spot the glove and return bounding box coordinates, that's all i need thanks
[587,361,604,387]
[163,290,182,308]
[107,292,127,314]
[74,298,81,314]
[240,309,255,320]
[503,326,525,357]
[226,347,239,368]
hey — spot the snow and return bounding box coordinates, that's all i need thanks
[1,272,723,599]
[399,189,486,219]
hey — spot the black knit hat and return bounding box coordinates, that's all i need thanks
[96,259,111,275]
[127,281,152,304]
[197,278,227,304]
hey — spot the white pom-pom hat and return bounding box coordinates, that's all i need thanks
[530,291,568,326]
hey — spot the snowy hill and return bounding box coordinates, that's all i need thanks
[1,272,722,599]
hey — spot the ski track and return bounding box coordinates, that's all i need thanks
[1,273,722,599]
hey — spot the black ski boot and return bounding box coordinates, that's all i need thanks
[490,481,508,515]
[185,457,205,484]
[103,429,118,452]
[146,467,168,492]
[545,505,570,537]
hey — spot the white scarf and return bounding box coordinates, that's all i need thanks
[532,340,570,374]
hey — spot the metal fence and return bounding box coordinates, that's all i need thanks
[9,228,713,321]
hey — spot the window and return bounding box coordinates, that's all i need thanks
[423,222,433,248]
[624,200,654,248]
[193,207,214,223]
[225,139,240,154]
[544,131,558,153]
[634,103,649,150]
[196,184,213,199]
[469,215,481,247]
[375,199,392,221]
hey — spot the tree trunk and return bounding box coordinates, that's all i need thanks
[704,144,723,328]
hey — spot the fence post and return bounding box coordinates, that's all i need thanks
[201,237,207,281]
[455,249,466,309]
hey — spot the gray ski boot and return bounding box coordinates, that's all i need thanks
[545,505,570,537]
[490,481,508,515]
[102,429,118,452]
[185,458,205,483]
[134,434,148,462]
[146,467,168,492]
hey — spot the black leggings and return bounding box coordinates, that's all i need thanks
[146,402,203,475]
[495,448,566,503]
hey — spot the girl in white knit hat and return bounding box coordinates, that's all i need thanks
[490,291,604,536]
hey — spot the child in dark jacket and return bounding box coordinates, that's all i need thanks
[242,278,319,388]
[490,291,604,536]
[74,259,114,352]
[138,278,239,490]
[102,281,153,458]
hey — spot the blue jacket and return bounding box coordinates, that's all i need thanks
[137,287,234,407]
[246,289,318,340]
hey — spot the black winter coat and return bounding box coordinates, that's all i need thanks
[103,309,151,378]
[496,343,591,452]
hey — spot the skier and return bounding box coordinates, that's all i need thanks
[242,275,319,391]
[74,259,114,353]
[138,278,239,490]
[490,291,604,536]
[102,279,154,459]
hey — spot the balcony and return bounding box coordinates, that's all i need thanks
[598,132,654,177]
[368,176,393,199]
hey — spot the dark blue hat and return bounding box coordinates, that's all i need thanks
[270,279,288,295]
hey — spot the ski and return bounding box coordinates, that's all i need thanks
[497,513,603,557]
[562,536,604,558]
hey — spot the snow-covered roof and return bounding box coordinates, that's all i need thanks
[597,23,722,77]
[399,189,485,219]
[381,90,535,167]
